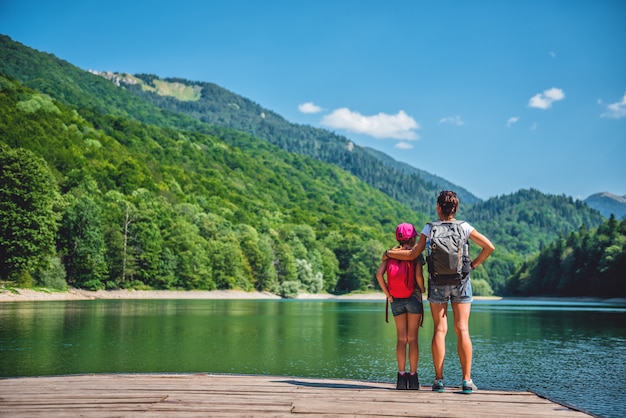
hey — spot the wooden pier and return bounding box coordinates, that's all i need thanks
[0,373,592,417]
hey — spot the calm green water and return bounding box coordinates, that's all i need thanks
[1,298,624,417]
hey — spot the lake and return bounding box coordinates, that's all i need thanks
[0,298,624,417]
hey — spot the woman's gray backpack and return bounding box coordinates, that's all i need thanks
[426,221,471,284]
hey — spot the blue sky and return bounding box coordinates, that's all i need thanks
[2,0,625,200]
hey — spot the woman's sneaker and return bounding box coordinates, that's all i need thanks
[396,372,408,390]
[408,373,420,390]
[462,380,477,394]
[432,379,444,393]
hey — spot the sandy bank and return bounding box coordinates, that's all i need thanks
[2,288,622,305]
[0,288,387,302]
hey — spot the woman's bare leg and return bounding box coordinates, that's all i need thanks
[430,302,448,380]
[451,302,472,381]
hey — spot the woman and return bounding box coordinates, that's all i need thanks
[385,190,494,394]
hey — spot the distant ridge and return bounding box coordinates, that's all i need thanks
[110,72,483,212]
[584,192,626,219]
[361,146,476,204]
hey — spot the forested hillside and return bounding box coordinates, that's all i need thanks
[109,73,483,215]
[0,75,428,294]
[90,71,607,294]
[506,215,626,298]
[0,35,477,217]
[464,189,606,293]
[98,72,606,294]
[0,34,614,297]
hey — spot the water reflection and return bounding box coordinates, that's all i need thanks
[0,298,624,417]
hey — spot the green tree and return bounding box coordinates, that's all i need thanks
[207,233,251,290]
[128,189,168,288]
[0,146,59,282]
[470,279,493,296]
[102,191,134,287]
[34,256,67,290]
[58,179,108,290]
[329,233,384,293]
[269,230,297,286]
[506,217,626,298]
[296,258,324,293]
[235,225,277,291]
[167,215,213,289]
[318,246,339,292]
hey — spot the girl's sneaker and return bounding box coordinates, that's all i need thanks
[462,380,477,394]
[432,379,444,393]
[408,373,420,390]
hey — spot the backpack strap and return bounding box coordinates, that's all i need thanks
[426,221,437,245]
[385,298,389,323]
[429,220,468,241]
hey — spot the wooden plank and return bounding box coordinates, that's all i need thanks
[0,374,592,418]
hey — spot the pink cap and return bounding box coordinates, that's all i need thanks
[395,223,417,241]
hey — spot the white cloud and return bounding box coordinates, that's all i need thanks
[601,92,626,119]
[549,51,556,58]
[395,142,413,149]
[506,116,520,127]
[298,102,322,114]
[528,87,565,109]
[439,115,464,126]
[321,108,420,140]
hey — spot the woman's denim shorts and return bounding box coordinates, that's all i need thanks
[428,279,473,304]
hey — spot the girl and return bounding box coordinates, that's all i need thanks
[376,223,426,390]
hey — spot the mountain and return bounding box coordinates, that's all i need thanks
[0,73,426,294]
[0,34,479,215]
[463,189,606,292]
[584,192,626,219]
[98,72,483,213]
[0,34,608,296]
[91,70,605,292]
[360,146,476,202]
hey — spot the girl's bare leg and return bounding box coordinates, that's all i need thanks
[407,313,421,373]
[393,313,408,371]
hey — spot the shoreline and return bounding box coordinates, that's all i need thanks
[0,288,388,302]
[1,288,624,304]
